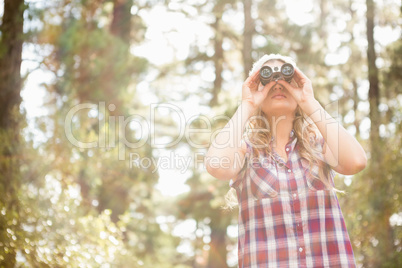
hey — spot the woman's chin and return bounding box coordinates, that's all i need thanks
[263,106,297,116]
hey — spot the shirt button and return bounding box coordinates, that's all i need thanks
[286,148,289,152]
[293,193,297,198]
[299,247,303,252]
[287,169,291,173]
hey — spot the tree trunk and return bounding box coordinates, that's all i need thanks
[210,15,223,107]
[366,0,381,160]
[0,0,25,267]
[319,0,328,41]
[0,0,24,128]
[348,0,361,140]
[93,0,132,220]
[242,0,253,78]
[207,215,229,268]
[366,0,395,265]
[352,79,361,139]
[111,0,132,43]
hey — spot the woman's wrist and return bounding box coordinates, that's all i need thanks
[299,98,320,116]
[240,100,257,117]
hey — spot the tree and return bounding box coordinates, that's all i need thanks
[366,0,381,160]
[242,0,254,78]
[0,0,26,267]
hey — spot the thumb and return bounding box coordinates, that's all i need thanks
[259,81,276,93]
[276,80,296,92]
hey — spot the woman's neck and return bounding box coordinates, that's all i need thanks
[267,114,295,149]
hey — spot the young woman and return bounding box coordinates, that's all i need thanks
[205,54,367,267]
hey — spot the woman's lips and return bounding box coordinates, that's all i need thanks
[272,95,286,99]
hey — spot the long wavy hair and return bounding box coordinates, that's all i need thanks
[224,54,345,209]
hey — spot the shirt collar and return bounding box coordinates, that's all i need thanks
[288,134,298,151]
[269,129,297,152]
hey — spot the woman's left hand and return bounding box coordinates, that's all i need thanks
[276,66,316,110]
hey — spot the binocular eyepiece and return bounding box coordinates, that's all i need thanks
[259,63,295,86]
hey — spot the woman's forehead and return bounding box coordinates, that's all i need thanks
[262,60,285,68]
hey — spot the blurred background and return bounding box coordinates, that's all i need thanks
[0,0,401,267]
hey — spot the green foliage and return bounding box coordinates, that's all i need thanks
[54,18,147,114]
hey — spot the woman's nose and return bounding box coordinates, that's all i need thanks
[272,83,284,91]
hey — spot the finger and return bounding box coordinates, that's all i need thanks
[244,70,260,90]
[259,80,276,92]
[276,80,296,92]
[290,78,300,88]
[250,70,261,86]
[245,69,260,84]
[249,81,259,92]
[294,66,309,84]
[292,68,303,86]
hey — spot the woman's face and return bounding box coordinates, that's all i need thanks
[258,60,298,119]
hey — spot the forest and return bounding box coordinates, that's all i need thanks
[0,0,401,267]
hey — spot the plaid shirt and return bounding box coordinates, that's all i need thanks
[229,133,356,268]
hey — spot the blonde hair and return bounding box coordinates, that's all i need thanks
[223,53,345,210]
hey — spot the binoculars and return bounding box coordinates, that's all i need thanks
[259,63,295,86]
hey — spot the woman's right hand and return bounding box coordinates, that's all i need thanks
[241,69,277,113]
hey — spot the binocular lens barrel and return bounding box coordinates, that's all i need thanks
[281,63,294,80]
[259,63,295,85]
[259,66,273,86]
